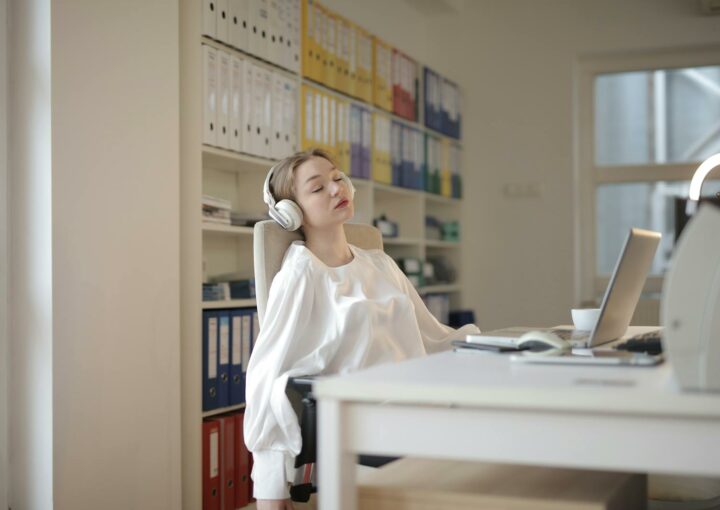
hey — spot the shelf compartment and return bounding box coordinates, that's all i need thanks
[202,145,278,173]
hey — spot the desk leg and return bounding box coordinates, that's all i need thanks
[318,398,356,510]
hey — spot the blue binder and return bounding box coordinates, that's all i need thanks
[202,310,220,411]
[391,122,402,186]
[229,308,245,406]
[217,310,231,408]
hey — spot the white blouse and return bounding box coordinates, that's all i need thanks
[243,241,480,499]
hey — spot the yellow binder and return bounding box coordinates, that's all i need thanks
[372,37,393,112]
[346,20,358,99]
[355,25,373,103]
[334,14,350,95]
[324,10,338,90]
[372,112,392,184]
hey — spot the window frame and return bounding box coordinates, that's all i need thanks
[575,45,720,305]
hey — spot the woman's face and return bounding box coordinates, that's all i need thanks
[294,156,354,230]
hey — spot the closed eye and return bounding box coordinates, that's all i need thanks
[312,186,323,193]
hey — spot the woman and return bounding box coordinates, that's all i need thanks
[244,148,480,510]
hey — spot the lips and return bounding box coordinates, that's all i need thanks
[334,199,349,210]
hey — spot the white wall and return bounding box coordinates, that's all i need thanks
[9,1,181,509]
[428,0,720,329]
[0,0,8,507]
[8,0,54,507]
[50,1,181,509]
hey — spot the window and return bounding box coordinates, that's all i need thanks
[576,48,720,304]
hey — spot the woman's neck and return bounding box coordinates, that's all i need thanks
[304,225,353,267]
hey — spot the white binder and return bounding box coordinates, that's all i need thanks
[285,0,301,73]
[203,0,217,39]
[202,45,218,146]
[250,63,266,156]
[249,0,269,61]
[241,60,254,154]
[216,0,229,44]
[228,0,249,51]
[283,77,297,154]
[229,55,244,152]
[270,72,285,159]
[267,0,282,67]
[217,50,232,149]
[262,67,273,158]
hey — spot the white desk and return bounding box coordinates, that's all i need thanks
[313,339,720,510]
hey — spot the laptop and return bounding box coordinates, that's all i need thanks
[468,227,662,349]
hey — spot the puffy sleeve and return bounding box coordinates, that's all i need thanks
[384,254,480,354]
[243,261,322,500]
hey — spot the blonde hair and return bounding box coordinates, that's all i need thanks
[269,148,338,202]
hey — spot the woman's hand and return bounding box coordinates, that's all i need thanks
[256,499,295,510]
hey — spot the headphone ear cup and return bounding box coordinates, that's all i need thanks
[275,199,303,231]
[342,174,356,199]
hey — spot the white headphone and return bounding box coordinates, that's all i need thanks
[262,163,356,231]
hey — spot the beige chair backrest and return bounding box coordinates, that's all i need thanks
[253,220,384,325]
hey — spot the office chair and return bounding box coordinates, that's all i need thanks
[253,220,395,502]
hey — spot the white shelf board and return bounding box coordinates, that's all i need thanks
[373,182,424,199]
[202,145,278,173]
[425,240,461,248]
[425,192,461,205]
[383,237,423,246]
[201,223,254,235]
[202,403,246,419]
[418,284,461,295]
[202,299,257,309]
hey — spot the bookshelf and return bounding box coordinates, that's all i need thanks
[180,1,464,508]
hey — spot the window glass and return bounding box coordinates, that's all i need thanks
[596,180,720,275]
[595,66,720,166]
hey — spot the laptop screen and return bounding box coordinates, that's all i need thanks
[590,228,661,346]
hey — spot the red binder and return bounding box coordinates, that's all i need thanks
[203,420,221,510]
[234,412,250,507]
[218,416,236,510]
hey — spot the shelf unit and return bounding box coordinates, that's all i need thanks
[181,2,464,508]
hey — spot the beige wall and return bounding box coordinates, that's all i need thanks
[50,1,181,509]
[328,0,720,330]
[9,1,182,509]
